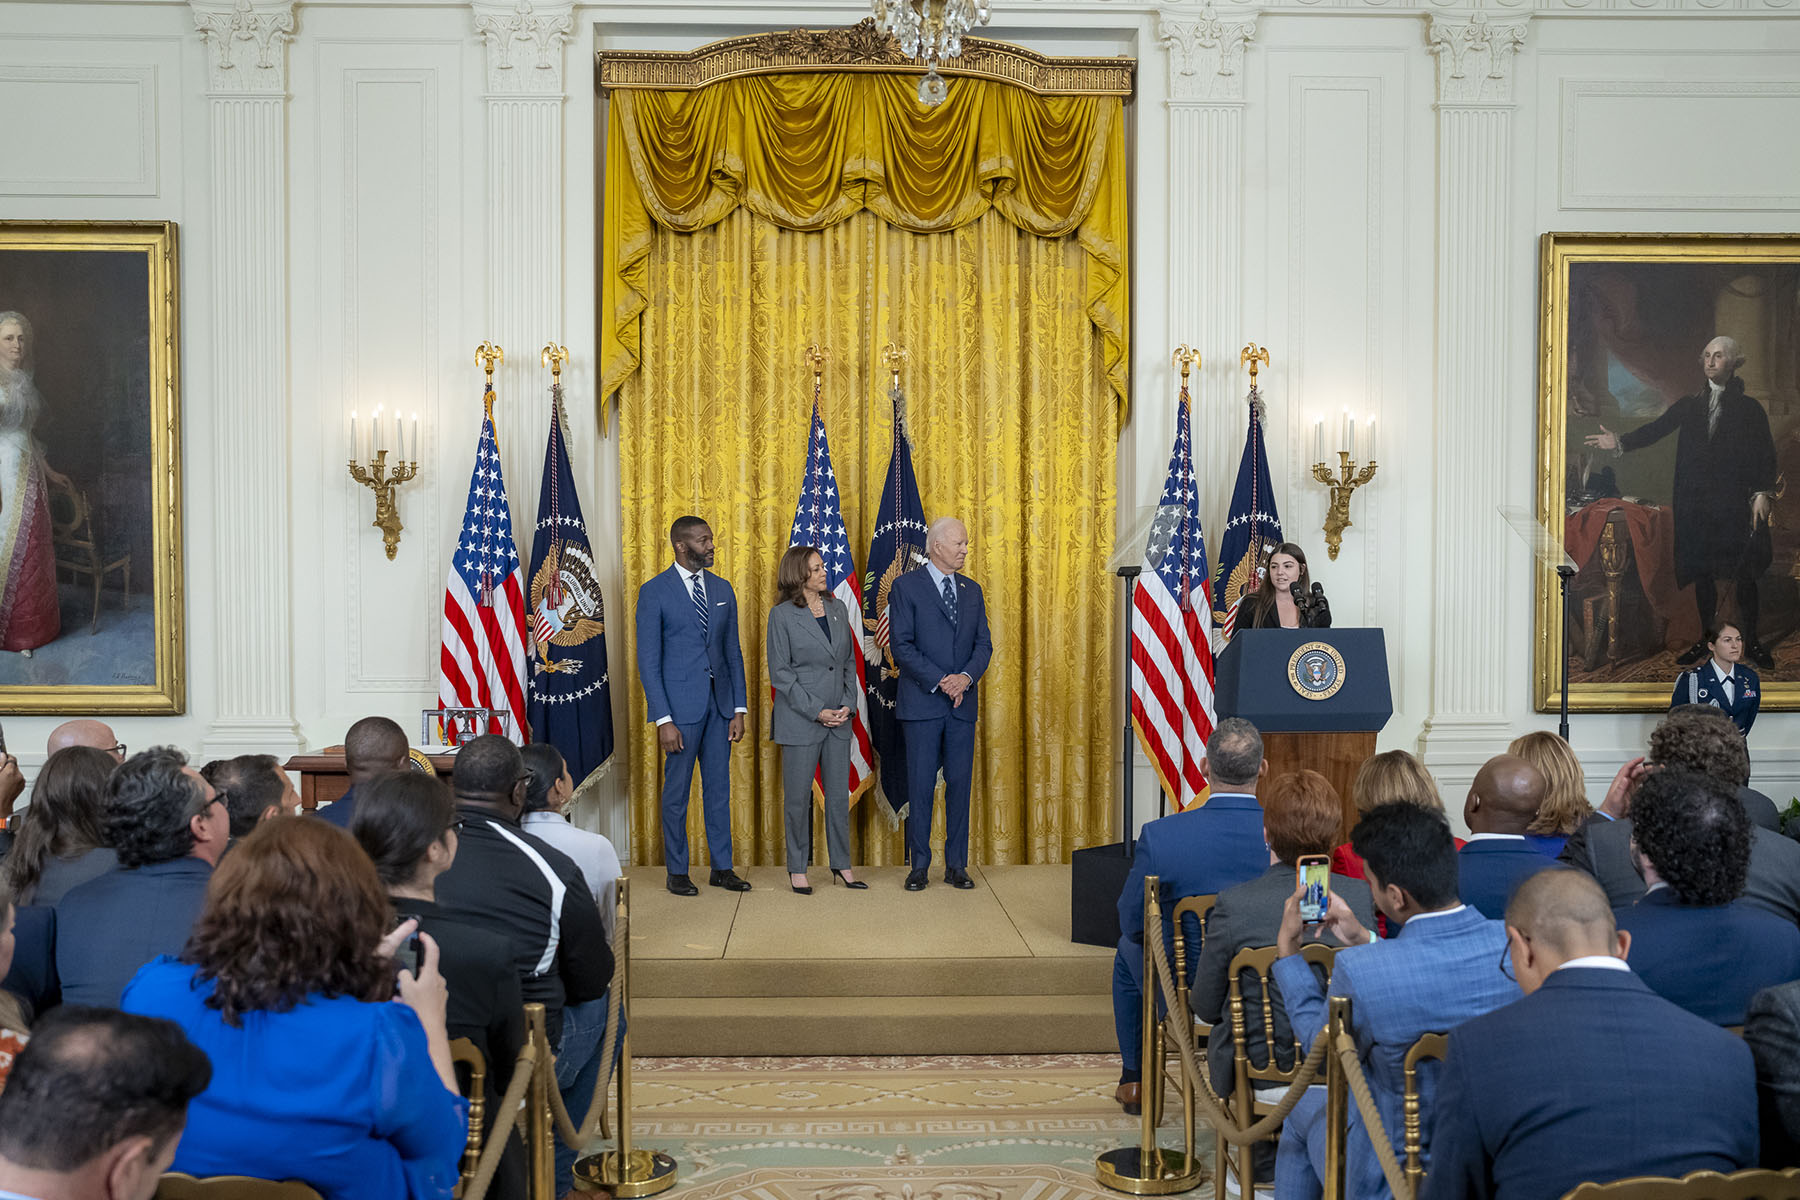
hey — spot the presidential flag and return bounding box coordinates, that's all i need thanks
[1131,384,1216,812]
[526,381,614,783]
[862,382,929,814]
[785,398,873,801]
[1211,380,1284,638]
[439,383,527,742]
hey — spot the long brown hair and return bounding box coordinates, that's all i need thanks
[1246,542,1312,628]
[182,817,392,1025]
[776,545,821,607]
[2,746,114,903]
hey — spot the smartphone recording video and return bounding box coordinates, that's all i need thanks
[1297,855,1331,924]
[394,932,421,976]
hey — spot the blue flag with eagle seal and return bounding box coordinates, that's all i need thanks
[863,383,930,815]
[525,384,614,783]
[1211,382,1284,634]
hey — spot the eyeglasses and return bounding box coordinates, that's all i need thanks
[1499,935,1527,982]
[109,742,127,757]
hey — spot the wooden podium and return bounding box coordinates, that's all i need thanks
[282,747,458,812]
[1214,629,1394,837]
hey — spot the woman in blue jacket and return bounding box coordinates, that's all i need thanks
[1670,621,1759,736]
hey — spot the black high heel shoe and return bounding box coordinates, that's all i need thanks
[790,873,813,895]
[832,869,868,890]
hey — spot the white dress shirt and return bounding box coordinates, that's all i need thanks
[1714,660,1736,705]
[1554,955,1631,974]
[655,562,747,726]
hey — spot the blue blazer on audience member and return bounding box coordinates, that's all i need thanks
[314,785,359,829]
[1424,966,1757,1200]
[1457,838,1559,920]
[1118,794,1269,957]
[123,957,468,1200]
[54,857,212,1007]
[1615,887,1800,1025]
[1272,906,1517,1199]
[1,904,58,1018]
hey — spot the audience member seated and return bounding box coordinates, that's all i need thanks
[0,895,27,1093]
[1506,730,1592,857]
[0,1006,211,1200]
[46,720,125,762]
[1458,754,1557,919]
[520,743,623,938]
[0,752,22,861]
[2,900,55,1022]
[1424,869,1757,1199]
[122,817,467,1198]
[1272,803,1517,1200]
[353,770,527,1200]
[1562,707,1800,922]
[200,753,295,839]
[1614,769,1800,1026]
[1329,750,1455,883]
[1,747,116,905]
[433,734,613,1198]
[1190,770,1375,1178]
[1113,717,1271,1116]
[55,748,228,1007]
[315,715,410,829]
[1746,979,1800,1168]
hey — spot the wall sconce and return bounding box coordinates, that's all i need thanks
[348,404,420,560]
[1310,410,1378,560]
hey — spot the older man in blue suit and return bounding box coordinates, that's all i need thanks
[1111,717,1270,1115]
[634,516,750,897]
[1425,869,1757,1200]
[1458,754,1560,918]
[1614,768,1800,1025]
[888,517,993,892]
[1272,804,1518,1200]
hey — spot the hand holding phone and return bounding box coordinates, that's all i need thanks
[1296,855,1331,924]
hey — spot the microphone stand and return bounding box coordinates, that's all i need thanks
[1557,564,1575,741]
[1118,565,1140,855]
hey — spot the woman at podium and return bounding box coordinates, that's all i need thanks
[1240,543,1332,630]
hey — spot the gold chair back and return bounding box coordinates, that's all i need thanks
[156,1175,324,1200]
[1170,893,1217,1039]
[1401,1031,1449,1194]
[1561,1168,1800,1200]
[1220,942,1337,1195]
[449,1037,487,1199]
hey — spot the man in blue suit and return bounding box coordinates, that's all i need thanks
[1614,768,1800,1025]
[634,516,750,896]
[887,517,992,892]
[1425,869,1757,1199]
[1272,804,1518,1200]
[1111,717,1270,1115]
[1458,753,1560,918]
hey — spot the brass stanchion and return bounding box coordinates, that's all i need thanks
[574,878,676,1197]
[524,1004,555,1200]
[1097,875,1204,1195]
[1323,996,1351,1200]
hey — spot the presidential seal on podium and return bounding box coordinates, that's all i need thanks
[1288,641,1346,700]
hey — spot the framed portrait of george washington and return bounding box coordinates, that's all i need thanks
[0,221,184,714]
[1537,232,1800,714]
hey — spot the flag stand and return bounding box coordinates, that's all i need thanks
[1118,564,1141,852]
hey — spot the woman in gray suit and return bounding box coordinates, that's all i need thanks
[767,545,864,894]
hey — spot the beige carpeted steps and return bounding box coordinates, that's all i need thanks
[628,864,1117,1056]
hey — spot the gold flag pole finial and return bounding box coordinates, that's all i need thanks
[475,342,505,421]
[805,344,827,402]
[541,343,568,380]
[1172,346,1200,390]
[1240,343,1271,382]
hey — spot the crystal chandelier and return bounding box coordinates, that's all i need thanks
[871,0,991,106]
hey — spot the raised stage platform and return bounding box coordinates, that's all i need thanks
[632,864,1115,1057]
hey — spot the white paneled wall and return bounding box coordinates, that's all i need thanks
[1,0,1797,843]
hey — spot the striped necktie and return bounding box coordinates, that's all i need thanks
[690,570,708,640]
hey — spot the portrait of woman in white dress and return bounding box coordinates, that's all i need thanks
[0,312,66,655]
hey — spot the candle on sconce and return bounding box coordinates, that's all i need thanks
[1313,420,1323,465]
[411,412,419,463]
[1368,416,1377,462]
[350,409,358,461]
[393,410,402,459]
[374,405,385,454]
[1349,415,1357,462]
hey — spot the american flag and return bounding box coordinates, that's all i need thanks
[1131,387,1216,812]
[439,386,527,742]
[787,398,873,801]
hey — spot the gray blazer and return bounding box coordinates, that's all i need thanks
[1746,978,1800,1165]
[767,597,858,746]
[1567,815,1800,925]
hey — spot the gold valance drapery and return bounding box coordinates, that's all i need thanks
[599,70,1130,420]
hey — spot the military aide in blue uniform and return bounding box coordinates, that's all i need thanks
[1671,621,1759,736]
[635,516,751,897]
[887,517,992,891]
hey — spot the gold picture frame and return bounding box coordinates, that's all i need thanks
[1537,232,1800,713]
[0,221,184,714]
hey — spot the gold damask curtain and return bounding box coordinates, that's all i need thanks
[604,73,1125,868]
[600,73,1128,414]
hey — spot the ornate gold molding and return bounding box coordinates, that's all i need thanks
[596,19,1134,97]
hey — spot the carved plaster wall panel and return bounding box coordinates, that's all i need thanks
[0,65,159,196]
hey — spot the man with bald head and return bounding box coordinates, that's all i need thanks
[1457,753,1558,918]
[1423,869,1757,1199]
[1585,334,1779,667]
[46,719,124,761]
[888,517,992,890]
[315,715,409,828]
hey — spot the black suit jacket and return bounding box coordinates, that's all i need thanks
[1618,378,1777,585]
[1747,979,1800,1167]
[1561,798,1796,919]
[54,857,212,1007]
[1424,967,1757,1199]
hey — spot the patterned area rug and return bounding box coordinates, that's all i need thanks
[623,1053,1210,1198]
